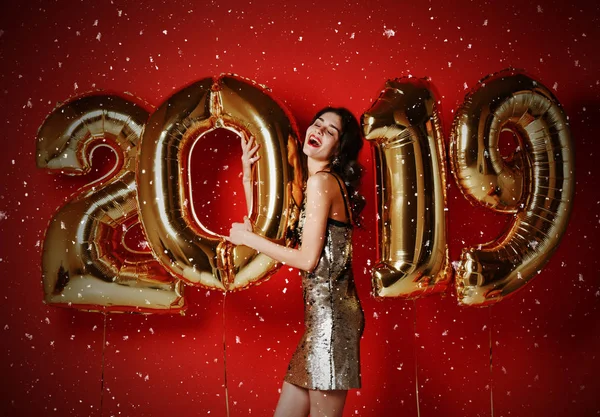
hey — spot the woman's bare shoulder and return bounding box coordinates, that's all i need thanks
[307,171,337,189]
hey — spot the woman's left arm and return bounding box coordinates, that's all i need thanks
[227,173,332,272]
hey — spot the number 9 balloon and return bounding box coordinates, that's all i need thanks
[450,68,575,305]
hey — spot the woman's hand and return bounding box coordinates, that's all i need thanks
[241,134,260,181]
[227,217,254,246]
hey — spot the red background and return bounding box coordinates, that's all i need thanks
[1,0,599,416]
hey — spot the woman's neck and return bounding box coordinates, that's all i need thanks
[307,157,331,177]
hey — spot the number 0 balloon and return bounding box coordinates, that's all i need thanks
[137,74,303,291]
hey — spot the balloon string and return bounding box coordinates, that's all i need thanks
[488,306,495,417]
[413,300,421,417]
[100,312,107,417]
[222,293,230,417]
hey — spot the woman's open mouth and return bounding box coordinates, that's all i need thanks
[307,135,321,148]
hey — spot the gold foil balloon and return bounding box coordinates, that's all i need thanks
[36,94,185,313]
[362,77,452,298]
[137,74,303,291]
[450,69,575,306]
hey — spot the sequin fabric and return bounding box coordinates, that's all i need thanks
[284,176,365,391]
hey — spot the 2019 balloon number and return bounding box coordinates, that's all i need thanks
[36,70,574,313]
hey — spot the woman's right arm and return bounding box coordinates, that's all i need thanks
[241,134,260,214]
[227,173,332,272]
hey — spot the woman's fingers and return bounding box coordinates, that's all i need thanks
[231,222,251,232]
[243,216,253,232]
[227,224,247,246]
[242,135,260,174]
[241,136,258,157]
[248,141,260,161]
[241,134,255,151]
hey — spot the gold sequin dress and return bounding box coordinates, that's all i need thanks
[284,172,365,390]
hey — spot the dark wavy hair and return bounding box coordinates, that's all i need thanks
[308,107,366,222]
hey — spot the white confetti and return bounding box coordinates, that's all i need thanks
[383,28,395,38]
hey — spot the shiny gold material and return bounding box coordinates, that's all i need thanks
[137,74,303,291]
[285,173,364,390]
[36,94,184,313]
[362,77,452,298]
[449,69,575,305]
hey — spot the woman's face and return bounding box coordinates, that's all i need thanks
[303,112,342,162]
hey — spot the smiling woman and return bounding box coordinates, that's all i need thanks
[228,107,366,417]
[305,112,342,159]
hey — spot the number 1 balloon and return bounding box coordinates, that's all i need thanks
[362,77,452,298]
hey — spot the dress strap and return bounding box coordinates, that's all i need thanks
[316,170,353,225]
